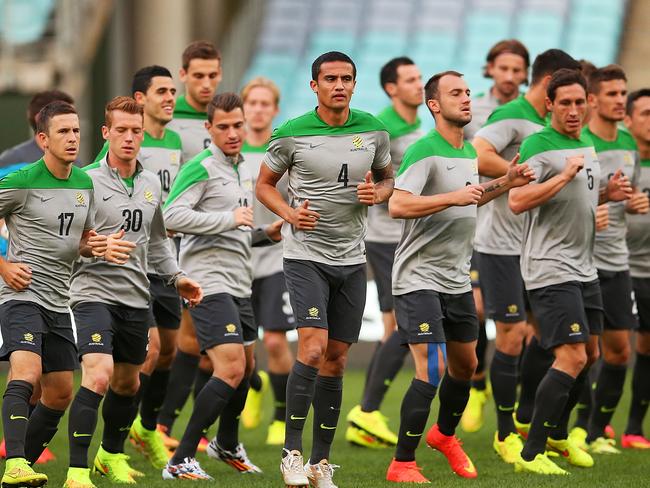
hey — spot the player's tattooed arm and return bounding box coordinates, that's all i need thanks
[390,187,480,218]
[364,163,395,205]
[479,154,535,206]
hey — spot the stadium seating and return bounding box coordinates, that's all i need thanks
[243,0,628,126]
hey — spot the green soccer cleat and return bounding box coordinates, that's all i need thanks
[266,420,286,446]
[241,370,269,429]
[346,405,397,445]
[345,424,388,449]
[63,467,96,488]
[514,453,568,475]
[547,437,594,467]
[513,415,530,439]
[93,445,137,484]
[1,457,47,487]
[129,415,170,469]
[568,426,588,450]
[460,386,490,433]
[493,432,523,464]
[589,437,621,454]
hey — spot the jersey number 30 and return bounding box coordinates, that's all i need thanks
[122,209,143,232]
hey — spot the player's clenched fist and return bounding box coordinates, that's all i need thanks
[596,204,609,231]
[607,169,633,202]
[627,191,650,214]
[357,171,377,206]
[0,261,31,291]
[105,229,136,264]
[454,184,484,206]
[176,277,203,307]
[562,154,585,179]
[234,206,254,227]
[287,199,320,230]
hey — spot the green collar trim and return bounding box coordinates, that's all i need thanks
[376,105,421,139]
[582,127,638,153]
[173,95,208,120]
[270,108,387,141]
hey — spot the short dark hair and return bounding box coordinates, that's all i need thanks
[380,56,416,95]
[626,88,650,116]
[424,70,464,104]
[104,96,144,128]
[483,39,530,79]
[132,65,173,96]
[28,90,74,131]
[311,51,356,81]
[207,92,244,122]
[531,49,581,85]
[35,100,77,135]
[182,40,221,71]
[579,59,597,80]
[547,68,587,102]
[588,64,627,94]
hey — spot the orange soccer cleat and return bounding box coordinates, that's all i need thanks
[386,459,430,483]
[425,424,477,479]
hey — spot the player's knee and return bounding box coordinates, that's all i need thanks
[604,343,630,366]
[573,348,588,371]
[110,375,140,397]
[300,345,326,367]
[41,385,73,410]
[221,362,246,387]
[321,354,348,376]
[156,348,176,369]
[87,371,111,395]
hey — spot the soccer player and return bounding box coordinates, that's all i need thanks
[238,77,295,445]
[162,92,280,479]
[472,49,580,463]
[623,88,650,448]
[462,38,530,433]
[384,70,534,483]
[346,56,423,449]
[64,97,202,488]
[572,66,644,454]
[256,51,394,488]
[157,40,222,447]
[0,101,108,487]
[509,69,630,475]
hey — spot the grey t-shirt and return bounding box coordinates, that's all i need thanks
[167,95,211,163]
[0,160,94,312]
[627,159,650,278]
[264,108,391,266]
[518,126,601,290]
[366,105,423,244]
[584,127,639,272]
[474,96,546,255]
[0,139,43,168]
[464,90,500,141]
[392,130,479,295]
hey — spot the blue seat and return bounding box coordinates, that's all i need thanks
[1,0,54,45]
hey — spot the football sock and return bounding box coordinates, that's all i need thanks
[193,367,212,399]
[24,401,64,464]
[68,386,102,468]
[472,321,488,390]
[361,331,408,412]
[394,379,437,462]
[552,369,588,440]
[516,337,553,424]
[587,362,627,442]
[101,388,137,454]
[140,369,171,431]
[157,350,199,432]
[284,361,318,454]
[491,350,519,440]
[437,373,471,436]
[625,352,650,435]
[269,372,289,422]
[362,341,382,399]
[310,375,343,463]
[249,367,262,392]
[216,378,249,451]
[2,380,33,459]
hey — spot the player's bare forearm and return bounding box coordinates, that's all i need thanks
[256,164,293,221]
[389,189,455,219]
[474,137,509,177]
[477,176,510,206]
[371,165,395,204]
[509,174,570,214]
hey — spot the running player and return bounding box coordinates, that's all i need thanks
[256,51,394,488]
[162,92,280,479]
[385,70,534,483]
[574,66,643,454]
[462,39,530,433]
[157,40,222,448]
[472,49,580,463]
[509,69,630,475]
[623,88,650,448]
[237,77,295,445]
[347,56,423,449]
[0,101,107,487]
[64,97,202,488]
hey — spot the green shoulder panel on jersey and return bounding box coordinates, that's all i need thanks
[94,141,109,163]
[163,148,211,208]
[173,95,208,120]
[82,161,101,172]
[376,106,421,139]
[641,159,650,168]
[0,159,93,189]
[519,126,594,163]
[397,130,477,177]
[143,129,183,149]
[242,141,269,153]
[270,108,388,141]
[582,127,638,153]
[482,95,546,127]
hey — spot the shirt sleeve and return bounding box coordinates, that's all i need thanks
[372,131,391,170]
[475,119,517,154]
[147,203,181,277]
[163,179,236,235]
[0,172,27,218]
[394,158,432,196]
[83,191,95,231]
[263,136,295,174]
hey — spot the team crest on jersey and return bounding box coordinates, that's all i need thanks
[23,332,34,343]
[350,136,367,152]
[144,190,154,203]
[307,307,320,319]
[624,153,634,166]
[171,152,180,166]
[75,192,87,207]
[472,160,479,175]
[91,333,102,343]
[419,322,430,333]
[507,304,518,315]
[569,322,581,336]
[224,323,238,336]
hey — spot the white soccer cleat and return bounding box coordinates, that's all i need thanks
[162,457,213,480]
[206,439,262,473]
[304,458,340,488]
[280,449,309,487]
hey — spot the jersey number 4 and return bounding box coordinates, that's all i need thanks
[338,163,349,187]
[57,212,74,236]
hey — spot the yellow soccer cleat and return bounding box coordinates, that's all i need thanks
[1,457,47,487]
[266,420,286,445]
[345,424,387,449]
[513,415,530,439]
[589,437,621,454]
[129,415,170,469]
[93,445,137,484]
[547,437,593,467]
[568,427,588,451]
[460,386,490,433]
[63,467,96,488]
[346,405,397,445]
[241,370,269,429]
[493,432,523,464]
[514,453,569,475]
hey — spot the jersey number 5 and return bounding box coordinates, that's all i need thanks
[57,212,74,236]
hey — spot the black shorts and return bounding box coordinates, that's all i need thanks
[527,280,604,351]
[598,269,638,330]
[476,252,527,323]
[470,251,480,288]
[190,293,257,352]
[148,274,181,330]
[0,300,78,373]
[284,258,367,344]
[366,241,397,312]
[632,277,650,333]
[252,272,295,332]
[74,302,150,365]
[394,290,479,344]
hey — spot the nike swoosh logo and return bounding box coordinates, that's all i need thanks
[446,165,456,170]
[42,442,48,447]
[290,415,306,420]
[600,406,617,413]
[452,412,463,417]
[543,421,557,428]
[221,181,231,185]
[103,195,113,201]
[320,424,336,430]
[405,431,422,437]
[9,414,28,421]
[465,463,476,474]
[119,426,131,431]
[309,143,325,149]
[497,405,515,412]
[73,431,92,437]
[40,196,53,202]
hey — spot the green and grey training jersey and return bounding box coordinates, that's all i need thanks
[474,96,546,255]
[519,126,601,290]
[584,127,639,272]
[167,95,211,163]
[0,160,94,312]
[464,90,500,141]
[366,105,423,244]
[70,158,180,309]
[627,159,650,278]
[242,141,288,279]
[264,108,391,266]
[392,130,479,295]
[164,143,265,298]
